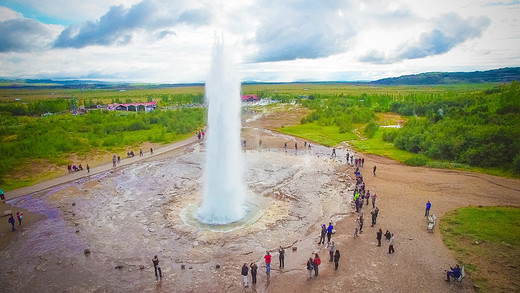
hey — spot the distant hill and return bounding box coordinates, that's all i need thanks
[371,67,520,85]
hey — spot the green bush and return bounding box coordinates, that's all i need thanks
[404,156,428,166]
[364,121,378,138]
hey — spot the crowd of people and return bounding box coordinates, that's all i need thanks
[67,163,89,173]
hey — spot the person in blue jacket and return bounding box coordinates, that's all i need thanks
[425,201,432,217]
[327,222,334,245]
[445,264,461,282]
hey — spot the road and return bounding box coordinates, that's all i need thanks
[3,135,200,201]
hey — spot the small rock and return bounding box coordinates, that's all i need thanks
[189,266,193,270]
[475,241,480,245]
[181,264,185,270]
[115,265,124,269]
[139,265,145,270]
[84,249,91,255]
[75,230,80,233]
[72,203,76,206]
[292,247,297,251]
[215,264,220,269]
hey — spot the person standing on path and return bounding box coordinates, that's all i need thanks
[278,246,285,268]
[376,229,383,247]
[250,263,258,285]
[372,193,377,208]
[264,251,271,275]
[152,255,162,280]
[425,201,431,217]
[333,250,340,270]
[359,216,364,234]
[313,253,321,276]
[354,218,360,239]
[8,214,15,232]
[241,263,249,287]
[16,212,22,226]
[327,222,334,245]
[112,155,117,167]
[318,224,326,245]
[388,234,395,254]
[306,258,314,278]
[150,148,153,154]
[329,242,335,262]
[86,164,90,173]
[371,208,377,227]
[373,165,377,176]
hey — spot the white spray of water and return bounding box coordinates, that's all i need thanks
[196,38,246,225]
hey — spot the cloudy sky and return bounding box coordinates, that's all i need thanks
[0,0,519,83]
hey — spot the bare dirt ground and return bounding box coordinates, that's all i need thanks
[1,105,520,292]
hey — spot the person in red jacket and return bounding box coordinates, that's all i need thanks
[264,251,271,275]
[313,253,321,276]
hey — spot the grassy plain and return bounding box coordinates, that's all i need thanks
[441,206,520,292]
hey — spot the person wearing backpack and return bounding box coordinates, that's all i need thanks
[313,253,321,276]
[306,258,314,278]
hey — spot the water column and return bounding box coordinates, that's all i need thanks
[196,39,246,225]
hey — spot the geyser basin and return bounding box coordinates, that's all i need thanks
[185,201,263,232]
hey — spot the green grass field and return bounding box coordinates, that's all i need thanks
[441,206,520,292]
[278,122,357,146]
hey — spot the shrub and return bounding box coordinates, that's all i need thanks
[404,156,428,166]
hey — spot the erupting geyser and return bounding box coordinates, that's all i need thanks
[196,39,246,225]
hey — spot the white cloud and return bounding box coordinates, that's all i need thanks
[0,0,518,82]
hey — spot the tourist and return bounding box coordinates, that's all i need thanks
[264,251,271,275]
[78,164,83,171]
[329,241,335,262]
[346,152,350,163]
[331,148,336,158]
[279,246,285,268]
[354,218,360,239]
[259,139,262,148]
[361,158,365,167]
[445,264,461,282]
[333,250,340,270]
[241,263,249,287]
[87,164,90,173]
[388,234,395,254]
[313,253,321,276]
[294,142,298,151]
[385,230,391,241]
[67,164,72,173]
[117,156,121,163]
[150,148,153,154]
[8,214,15,232]
[140,149,143,157]
[250,263,258,284]
[152,255,162,280]
[327,222,334,245]
[359,216,364,234]
[371,208,377,227]
[373,165,377,176]
[425,201,431,217]
[365,191,370,205]
[16,212,22,226]
[284,142,287,152]
[318,224,326,245]
[376,229,383,247]
[112,155,117,167]
[372,193,377,208]
[306,258,314,278]
[374,207,379,225]
[0,188,4,200]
